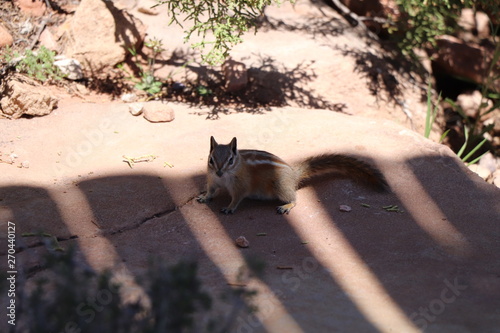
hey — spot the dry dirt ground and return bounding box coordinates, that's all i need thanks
[1,1,499,332]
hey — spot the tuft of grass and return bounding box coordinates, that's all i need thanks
[424,83,493,165]
[424,80,441,139]
[455,127,489,165]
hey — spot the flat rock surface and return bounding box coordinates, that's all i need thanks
[1,102,499,332]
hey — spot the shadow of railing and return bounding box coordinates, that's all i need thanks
[1,149,499,332]
[303,152,500,331]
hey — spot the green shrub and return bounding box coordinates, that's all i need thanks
[2,46,66,82]
[154,0,292,65]
[391,0,460,56]
[391,0,499,57]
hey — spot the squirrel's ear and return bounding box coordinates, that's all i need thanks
[210,136,217,152]
[230,137,237,154]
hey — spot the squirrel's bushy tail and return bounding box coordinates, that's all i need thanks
[295,154,388,191]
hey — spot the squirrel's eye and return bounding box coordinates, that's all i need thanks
[209,157,214,165]
[228,157,234,165]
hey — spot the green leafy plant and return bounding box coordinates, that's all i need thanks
[119,38,165,95]
[154,0,292,65]
[390,0,461,57]
[1,46,66,81]
[388,0,499,60]
[143,259,214,331]
[196,84,213,96]
[134,71,163,95]
[418,2,499,165]
[448,21,499,164]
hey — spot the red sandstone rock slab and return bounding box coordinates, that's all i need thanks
[0,102,498,332]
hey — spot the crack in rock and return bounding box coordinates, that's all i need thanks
[1,205,181,256]
[2,194,199,256]
[107,206,178,236]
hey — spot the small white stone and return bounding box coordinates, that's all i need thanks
[54,57,84,80]
[479,152,497,174]
[468,164,492,180]
[128,103,144,116]
[492,170,500,188]
[121,93,138,103]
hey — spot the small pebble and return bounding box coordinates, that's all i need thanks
[339,205,352,212]
[235,236,249,248]
[129,102,144,116]
[121,93,138,103]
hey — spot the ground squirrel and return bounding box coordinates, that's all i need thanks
[197,137,388,214]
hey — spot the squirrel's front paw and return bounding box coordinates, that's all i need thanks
[196,194,210,203]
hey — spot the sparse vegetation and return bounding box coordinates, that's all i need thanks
[1,46,66,82]
[6,242,260,333]
[154,0,293,65]
[119,38,165,96]
[426,78,495,165]
[405,0,499,163]
[135,38,165,95]
[389,0,458,57]
[424,82,442,140]
[389,0,498,56]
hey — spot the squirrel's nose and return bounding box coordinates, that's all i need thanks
[216,170,223,177]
